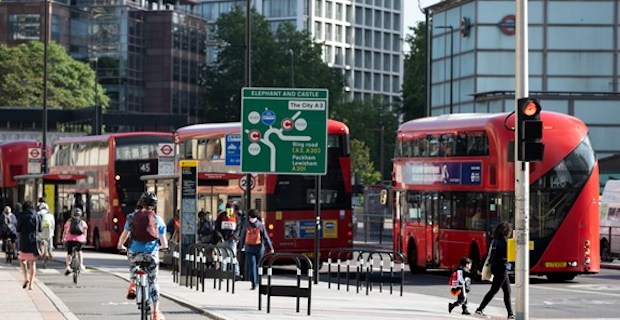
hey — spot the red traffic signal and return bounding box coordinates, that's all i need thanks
[516,98,544,161]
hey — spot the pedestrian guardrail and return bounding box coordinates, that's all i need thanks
[258,253,313,315]
[327,248,404,296]
[182,243,238,294]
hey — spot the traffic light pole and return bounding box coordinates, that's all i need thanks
[515,0,530,319]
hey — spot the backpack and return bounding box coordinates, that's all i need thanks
[448,270,459,287]
[131,209,159,242]
[69,218,84,235]
[245,225,262,245]
[0,215,10,236]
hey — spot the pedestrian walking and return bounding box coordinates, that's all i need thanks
[475,222,515,319]
[239,209,273,290]
[16,201,41,290]
[214,202,241,277]
[448,257,472,315]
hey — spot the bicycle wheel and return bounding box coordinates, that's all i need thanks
[140,281,148,320]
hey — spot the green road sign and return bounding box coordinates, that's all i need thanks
[241,87,328,175]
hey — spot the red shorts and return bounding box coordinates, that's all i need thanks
[19,251,37,261]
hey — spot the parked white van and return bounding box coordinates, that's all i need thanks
[600,180,620,262]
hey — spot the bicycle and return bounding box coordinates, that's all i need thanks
[70,246,81,285]
[133,261,153,320]
[5,238,16,264]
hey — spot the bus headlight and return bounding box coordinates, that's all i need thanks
[584,257,591,265]
[584,240,591,247]
[112,217,119,224]
[268,224,274,230]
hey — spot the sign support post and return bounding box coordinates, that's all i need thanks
[179,160,198,284]
[515,0,530,319]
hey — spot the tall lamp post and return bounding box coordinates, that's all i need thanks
[436,25,454,114]
[287,49,294,88]
[42,0,50,173]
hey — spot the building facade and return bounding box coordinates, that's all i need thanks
[0,0,207,124]
[428,0,620,160]
[192,0,404,103]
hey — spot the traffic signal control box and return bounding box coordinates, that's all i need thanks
[516,98,544,161]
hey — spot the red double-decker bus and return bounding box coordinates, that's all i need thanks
[49,132,174,250]
[172,120,353,259]
[0,140,43,208]
[392,111,599,281]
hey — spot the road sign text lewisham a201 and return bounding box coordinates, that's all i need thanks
[241,87,328,175]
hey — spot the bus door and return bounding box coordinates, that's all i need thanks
[423,192,440,267]
[141,174,179,228]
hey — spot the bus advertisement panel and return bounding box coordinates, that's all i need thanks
[49,132,174,250]
[174,120,352,259]
[392,112,599,281]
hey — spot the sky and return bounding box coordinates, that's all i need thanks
[403,0,441,52]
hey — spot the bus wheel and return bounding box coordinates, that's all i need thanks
[407,241,420,274]
[93,231,100,251]
[600,238,612,262]
[546,273,576,282]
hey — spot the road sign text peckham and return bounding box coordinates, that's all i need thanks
[241,88,328,175]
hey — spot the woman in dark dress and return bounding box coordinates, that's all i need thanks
[16,200,39,290]
[475,222,515,319]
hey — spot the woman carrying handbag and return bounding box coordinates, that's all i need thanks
[475,222,514,319]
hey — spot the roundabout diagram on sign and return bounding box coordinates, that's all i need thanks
[241,88,328,174]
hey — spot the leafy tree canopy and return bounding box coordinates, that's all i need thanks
[330,98,400,181]
[351,139,381,186]
[204,7,344,122]
[0,41,108,109]
[402,22,427,121]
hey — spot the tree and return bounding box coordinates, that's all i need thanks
[0,41,108,109]
[351,139,381,186]
[204,7,344,122]
[330,98,399,181]
[402,22,427,121]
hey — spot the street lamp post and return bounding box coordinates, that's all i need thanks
[436,25,454,114]
[42,0,50,173]
[288,49,294,88]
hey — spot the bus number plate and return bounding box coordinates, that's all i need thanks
[543,261,567,268]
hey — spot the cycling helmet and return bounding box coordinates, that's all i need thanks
[139,191,158,207]
[72,208,83,217]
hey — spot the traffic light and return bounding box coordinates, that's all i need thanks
[379,189,388,205]
[516,98,544,161]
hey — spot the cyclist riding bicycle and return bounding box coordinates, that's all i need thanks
[117,191,168,320]
[62,208,88,276]
[37,202,55,259]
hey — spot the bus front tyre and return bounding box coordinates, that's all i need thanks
[93,231,100,251]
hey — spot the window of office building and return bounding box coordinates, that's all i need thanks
[8,14,40,40]
[392,34,400,51]
[336,25,342,42]
[326,23,332,41]
[335,46,343,65]
[52,15,61,42]
[325,46,332,64]
[346,48,352,66]
[374,74,381,90]
[355,49,363,67]
[383,53,390,71]
[392,75,399,93]
[383,75,390,92]
[315,0,322,16]
[346,4,352,21]
[393,13,400,31]
[374,52,381,69]
[336,3,343,20]
[355,7,363,24]
[264,0,296,17]
[393,0,401,10]
[365,30,371,47]
[355,27,362,45]
[375,10,381,28]
[315,21,322,39]
[346,26,352,43]
[385,0,392,8]
[365,50,372,68]
[384,12,391,29]
[384,33,391,50]
[374,31,381,49]
[365,8,372,26]
[354,70,362,89]
[325,1,332,19]
[364,72,372,90]
[392,54,400,72]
